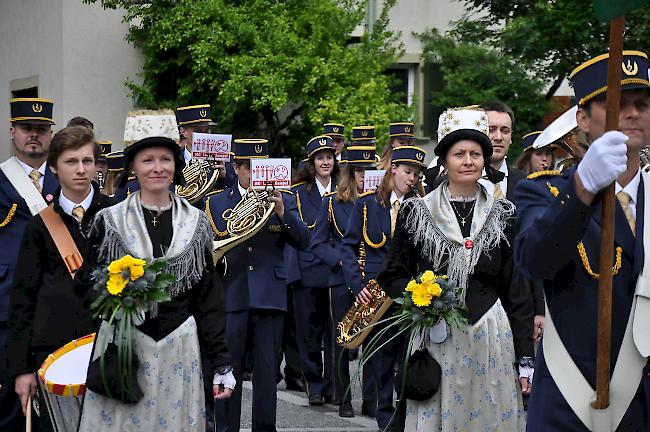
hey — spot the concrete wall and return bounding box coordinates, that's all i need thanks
[0,0,143,160]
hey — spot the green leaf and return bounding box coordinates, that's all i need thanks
[148,289,172,303]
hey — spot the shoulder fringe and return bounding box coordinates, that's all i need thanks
[400,196,514,301]
[92,209,211,298]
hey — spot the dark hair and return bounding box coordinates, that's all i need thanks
[66,116,94,130]
[479,101,515,128]
[515,147,556,175]
[47,126,98,168]
[293,152,339,192]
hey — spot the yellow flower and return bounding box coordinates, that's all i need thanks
[427,283,442,298]
[106,273,128,296]
[420,270,436,284]
[406,280,419,292]
[107,254,147,281]
[411,284,433,307]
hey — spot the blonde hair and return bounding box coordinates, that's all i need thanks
[376,163,424,207]
[336,165,361,203]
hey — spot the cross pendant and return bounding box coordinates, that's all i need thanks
[461,218,466,226]
[152,218,157,227]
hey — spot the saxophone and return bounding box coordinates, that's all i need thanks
[337,241,393,349]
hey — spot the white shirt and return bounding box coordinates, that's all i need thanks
[59,188,94,217]
[316,178,332,197]
[184,148,192,164]
[237,182,247,198]
[16,158,46,189]
[390,191,404,207]
[478,159,509,197]
[615,169,641,222]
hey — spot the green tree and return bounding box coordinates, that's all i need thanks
[451,0,650,99]
[420,29,549,158]
[84,0,412,160]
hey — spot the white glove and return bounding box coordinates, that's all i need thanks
[519,365,534,384]
[213,371,236,390]
[577,130,628,194]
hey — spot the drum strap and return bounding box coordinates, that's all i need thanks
[40,205,83,277]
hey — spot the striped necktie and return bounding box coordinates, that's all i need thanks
[29,170,42,193]
[616,191,636,236]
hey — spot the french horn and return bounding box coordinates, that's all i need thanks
[176,159,221,204]
[212,187,276,262]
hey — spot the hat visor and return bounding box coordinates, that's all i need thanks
[347,161,377,169]
[11,119,55,125]
[435,129,492,159]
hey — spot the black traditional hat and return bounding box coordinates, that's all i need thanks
[120,136,185,187]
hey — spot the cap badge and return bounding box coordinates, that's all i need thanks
[254,145,263,154]
[416,152,424,161]
[318,138,327,146]
[361,130,368,137]
[622,59,638,76]
[404,126,411,133]
[32,103,43,113]
[199,109,207,117]
[363,152,371,160]
[333,127,340,133]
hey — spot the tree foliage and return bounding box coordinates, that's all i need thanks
[452,0,650,98]
[84,0,412,160]
[420,29,549,158]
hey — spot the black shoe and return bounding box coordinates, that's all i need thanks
[308,394,324,406]
[285,377,305,392]
[338,402,354,418]
[361,400,376,417]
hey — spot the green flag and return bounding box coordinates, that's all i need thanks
[594,0,650,22]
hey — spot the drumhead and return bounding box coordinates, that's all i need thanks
[39,334,95,396]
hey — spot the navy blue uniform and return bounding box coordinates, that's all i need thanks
[310,192,377,409]
[515,168,650,431]
[206,185,308,432]
[0,165,58,430]
[287,180,335,401]
[340,190,403,429]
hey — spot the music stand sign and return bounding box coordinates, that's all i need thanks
[191,133,232,161]
[250,158,292,189]
[364,170,386,192]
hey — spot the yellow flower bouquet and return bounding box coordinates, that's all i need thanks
[89,254,176,401]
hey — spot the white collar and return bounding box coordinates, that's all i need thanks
[237,181,247,198]
[616,169,641,204]
[316,177,332,197]
[390,190,404,206]
[184,147,192,164]
[59,188,94,216]
[16,158,46,176]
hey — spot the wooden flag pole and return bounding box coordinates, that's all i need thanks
[593,16,625,410]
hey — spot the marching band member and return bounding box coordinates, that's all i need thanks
[310,144,378,418]
[77,136,233,431]
[514,131,557,175]
[324,123,346,163]
[0,98,58,430]
[205,139,308,432]
[341,145,426,432]
[7,126,114,429]
[516,51,650,431]
[96,140,112,194]
[102,150,125,197]
[288,135,340,406]
[378,107,534,431]
[378,122,416,170]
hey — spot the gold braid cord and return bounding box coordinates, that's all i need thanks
[0,204,17,228]
[329,197,344,237]
[362,204,386,248]
[205,197,229,238]
[547,180,623,279]
[296,191,316,229]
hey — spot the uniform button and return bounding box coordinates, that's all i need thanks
[248,265,254,271]
[560,200,565,206]
[248,246,253,252]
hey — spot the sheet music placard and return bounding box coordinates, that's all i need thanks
[191,133,232,161]
[250,158,292,189]
[364,170,386,192]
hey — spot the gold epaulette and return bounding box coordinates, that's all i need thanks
[527,170,562,180]
[291,181,306,189]
[278,189,294,195]
[358,190,376,198]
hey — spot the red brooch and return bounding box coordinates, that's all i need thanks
[45,194,54,203]
[464,238,474,249]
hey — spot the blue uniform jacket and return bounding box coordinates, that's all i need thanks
[341,191,391,295]
[287,181,333,288]
[514,167,650,431]
[309,192,353,287]
[0,166,58,321]
[206,185,308,313]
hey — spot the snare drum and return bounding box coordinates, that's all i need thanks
[37,333,95,432]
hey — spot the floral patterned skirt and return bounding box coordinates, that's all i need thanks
[405,299,525,432]
[78,316,206,431]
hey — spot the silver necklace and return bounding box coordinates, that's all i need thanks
[451,199,476,227]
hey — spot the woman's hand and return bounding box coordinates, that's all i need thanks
[533,315,545,342]
[519,377,532,396]
[356,287,373,305]
[270,190,284,219]
[213,384,233,400]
